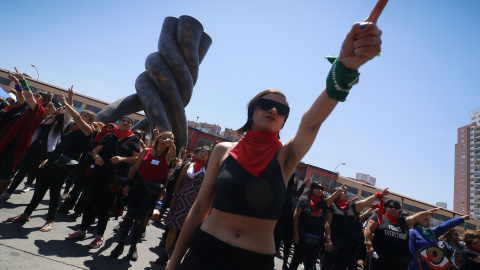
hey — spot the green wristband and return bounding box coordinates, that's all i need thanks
[326,58,360,102]
[20,79,31,92]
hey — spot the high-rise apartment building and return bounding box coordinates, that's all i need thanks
[454,109,480,218]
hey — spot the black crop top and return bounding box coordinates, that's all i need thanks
[212,155,286,220]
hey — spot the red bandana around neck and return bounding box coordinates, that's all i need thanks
[95,124,117,143]
[114,129,134,139]
[310,195,323,211]
[192,158,207,173]
[466,244,480,254]
[228,130,282,178]
[335,200,349,211]
[384,213,399,225]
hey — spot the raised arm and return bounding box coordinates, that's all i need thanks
[57,93,92,136]
[355,188,389,212]
[166,138,177,165]
[326,184,347,207]
[280,7,383,176]
[7,72,25,105]
[405,208,441,229]
[11,68,37,109]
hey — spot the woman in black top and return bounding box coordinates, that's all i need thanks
[438,228,465,268]
[461,230,480,270]
[288,183,346,270]
[364,199,440,270]
[66,116,140,250]
[322,187,389,270]
[6,93,95,232]
[167,5,384,269]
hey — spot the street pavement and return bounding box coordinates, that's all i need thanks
[0,183,291,269]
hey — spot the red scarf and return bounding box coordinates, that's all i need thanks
[228,130,282,177]
[466,244,480,254]
[192,158,207,173]
[385,213,399,225]
[310,195,323,211]
[114,129,134,139]
[94,124,117,143]
[373,192,385,224]
[335,200,349,211]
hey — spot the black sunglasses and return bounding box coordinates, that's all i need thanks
[254,98,290,117]
[386,205,401,210]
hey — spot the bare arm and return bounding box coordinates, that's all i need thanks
[110,151,139,165]
[359,208,373,221]
[324,212,333,252]
[326,184,347,207]
[57,93,92,136]
[165,139,177,165]
[293,207,303,244]
[364,218,379,257]
[279,21,382,178]
[405,208,441,229]
[355,188,389,212]
[91,145,105,167]
[166,142,230,270]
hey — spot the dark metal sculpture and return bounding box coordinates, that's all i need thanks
[96,15,212,150]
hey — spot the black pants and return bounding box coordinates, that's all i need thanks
[368,255,410,270]
[118,179,157,245]
[80,171,116,235]
[289,239,322,270]
[24,163,70,221]
[8,142,49,193]
[0,137,18,179]
[322,241,357,270]
[181,229,275,270]
[59,163,93,213]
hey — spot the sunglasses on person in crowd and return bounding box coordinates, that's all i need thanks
[311,184,324,191]
[199,151,209,156]
[254,98,290,117]
[386,205,401,210]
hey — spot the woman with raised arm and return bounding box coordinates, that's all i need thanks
[409,214,471,270]
[110,131,175,261]
[461,230,480,270]
[364,199,441,270]
[322,187,389,270]
[1,88,73,199]
[0,69,50,196]
[288,183,347,270]
[165,6,383,269]
[6,92,95,232]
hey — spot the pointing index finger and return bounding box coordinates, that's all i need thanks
[14,67,19,73]
[365,0,388,24]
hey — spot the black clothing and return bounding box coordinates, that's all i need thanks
[462,248,480,270]
[181,229,275,270]
[297,197,328,236]
[212,155,286,220]
[322,202,359,270]
[371,214,410,260]
[368,256,411,270]
[97,133,140,177]
[61,129,92,160]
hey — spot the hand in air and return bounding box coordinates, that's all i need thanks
[338,0,387,71]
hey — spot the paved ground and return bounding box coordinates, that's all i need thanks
[0,183,292,269]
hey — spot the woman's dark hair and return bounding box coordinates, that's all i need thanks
[235,89,288,136]
[440,228,459,242]
[194,146,207,154]
[133,129,145,141]
[384,199,401,209]
[51,113,65,137]
[81,110,96,123]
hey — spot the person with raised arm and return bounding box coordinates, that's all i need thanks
[0,68,50,196]
[6,91,95,232]
[165,1,385,268]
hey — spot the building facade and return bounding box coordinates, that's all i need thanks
[454,109,480,218]
[0,68,144,124]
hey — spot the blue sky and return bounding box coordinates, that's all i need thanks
[3,0,480,210]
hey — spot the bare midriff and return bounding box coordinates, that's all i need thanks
[200,208,277,255]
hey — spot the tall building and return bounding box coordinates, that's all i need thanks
[356,172,376,186]
[454,109,480,218]
[436,202,448,208]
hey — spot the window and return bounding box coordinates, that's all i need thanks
[462,129,465,132]
[461,139,465,143]
[84,104,102,114]
[460,183,465,187]
[461,161,465,164]
[462,144,466,148]
[462,134,465,137]
[361,191,373,198]
[462,150,466,153]
[197,138,213,148]
[462,172,466,175]
[462,155,466,159]
[461,178,465,181]
[72,100,83,109]
[0,77,12,86]
[461,207,465,211]
[461,202,466,205]
[462,166,466,170]
[461,189,465,193]
[461,195,465,199]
